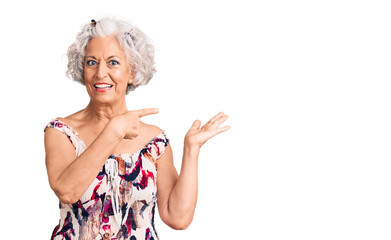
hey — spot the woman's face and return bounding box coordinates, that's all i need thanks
[84,36,132,103]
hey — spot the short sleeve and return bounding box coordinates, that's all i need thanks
[44,119,86,156]
[147,131,170,161]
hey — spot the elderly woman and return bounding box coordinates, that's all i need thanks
[43,17,229,240]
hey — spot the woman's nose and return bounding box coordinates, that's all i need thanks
[95,62,108,79]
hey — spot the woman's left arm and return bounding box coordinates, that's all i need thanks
[157,112,230,230]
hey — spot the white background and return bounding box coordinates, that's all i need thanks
[0,0,390,239]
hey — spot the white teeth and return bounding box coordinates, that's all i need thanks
[94,84,113,89]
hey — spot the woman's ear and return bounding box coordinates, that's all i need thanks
[128,65,135,85]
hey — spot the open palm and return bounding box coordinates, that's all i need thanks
[185,112,230,148]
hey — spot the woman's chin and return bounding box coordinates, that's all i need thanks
[87,89,126,103]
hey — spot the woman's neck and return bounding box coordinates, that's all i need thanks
[83,100,128,124]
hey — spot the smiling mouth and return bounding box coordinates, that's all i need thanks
[94,83,113,89]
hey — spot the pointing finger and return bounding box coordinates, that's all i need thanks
[137,108,160,118]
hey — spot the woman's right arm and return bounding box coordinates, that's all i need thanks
[44,108,159,204]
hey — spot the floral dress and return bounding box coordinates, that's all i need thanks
[44,119,170,240]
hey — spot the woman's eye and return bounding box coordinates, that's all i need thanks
[87,60,97,66]
[109,60,119,66]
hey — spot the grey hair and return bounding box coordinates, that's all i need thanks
[66,17,156,94]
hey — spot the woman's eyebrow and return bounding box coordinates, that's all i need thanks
[85,55,120,60]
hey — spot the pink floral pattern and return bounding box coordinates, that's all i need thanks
[45,119,169,240]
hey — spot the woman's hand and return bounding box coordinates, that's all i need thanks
[184,112,230,149]
[109,108,159,139]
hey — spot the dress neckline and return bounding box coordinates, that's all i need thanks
[107,132,166,158]
[53,118,165,158]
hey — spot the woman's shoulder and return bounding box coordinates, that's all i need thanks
[44,110,84,137]
[141,122,164,138]
[140,123,169,145]
[44,115,83,152]
[55,110,86,130]
[58,110,84,124]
